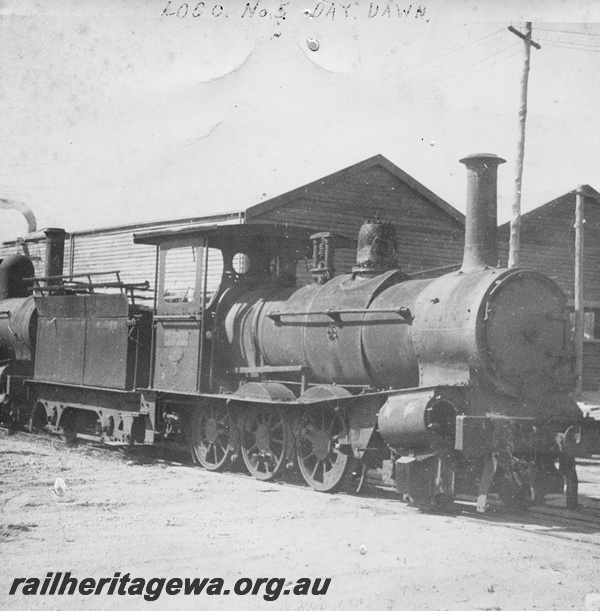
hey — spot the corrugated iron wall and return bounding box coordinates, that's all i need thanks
[70,232,157,284]
[0,214,241,290]
[0,236,47,277]
[68,215,240,286]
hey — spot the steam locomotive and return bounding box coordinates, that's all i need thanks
[0,154,594,512]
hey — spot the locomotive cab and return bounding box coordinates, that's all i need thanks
[134,224,352,394]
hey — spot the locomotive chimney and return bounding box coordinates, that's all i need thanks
[352,219,398,278]
[43,228,66,284]
[459,154,506,273]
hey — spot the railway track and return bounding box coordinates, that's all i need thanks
[5,425,600,551]
[459,504,600,550]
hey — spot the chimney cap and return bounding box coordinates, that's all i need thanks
[43,227,67,236]
[459,153,506,167]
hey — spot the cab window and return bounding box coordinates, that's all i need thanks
[160,245,223,308]
[163,246,198,304]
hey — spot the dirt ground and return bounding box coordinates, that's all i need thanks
[2,430,600,611]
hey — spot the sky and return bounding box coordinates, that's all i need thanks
[0,0,600,240]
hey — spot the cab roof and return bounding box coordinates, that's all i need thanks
[133,223,356,250]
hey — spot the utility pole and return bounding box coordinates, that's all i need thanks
[574,188,585,395]
[507,23,541,268]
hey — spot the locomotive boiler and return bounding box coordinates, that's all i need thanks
[0,153,594,513]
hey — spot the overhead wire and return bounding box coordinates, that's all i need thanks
[533,24,600,53]
[539,41,600,53]
[7,25,594,231]
[402,37,519,100]
[431,42,520,86]
[238,28,513,154]
[401,27,507,72]
[536,36,600,50]
[440,48,523,90]
[26,35,520,191]
[537,37,600,49]
[0,27,508,172]
[535,26,600,37]
[231,35,521,160]
[4,25,553,208]
[0,23,583,233]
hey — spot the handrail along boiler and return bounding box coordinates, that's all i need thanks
[0,154,595,512]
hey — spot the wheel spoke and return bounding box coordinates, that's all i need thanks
[191,406,234,472]
[241,408,289,481]
[296,407,354,493]
[327,416,336,435]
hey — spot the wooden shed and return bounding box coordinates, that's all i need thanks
[0,154,466,286]
[244,154,466,278]
[498,185,600,392]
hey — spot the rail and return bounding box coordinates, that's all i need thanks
[407,263,461,279]
[154,314,202,322]
[25,271,153,306]
[267,306,413,323]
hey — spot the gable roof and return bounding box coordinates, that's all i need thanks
[1,156,464,247]
[498,184,600,231]
[245,154,465,226]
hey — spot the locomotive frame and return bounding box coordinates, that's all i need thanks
[0,153,598,513]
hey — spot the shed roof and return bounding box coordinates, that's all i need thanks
[2,154,464,246]
[245,154,465,226]
[498,184,600,231]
